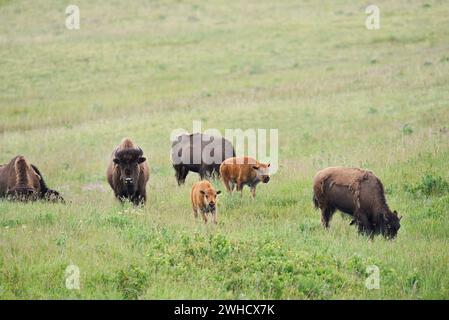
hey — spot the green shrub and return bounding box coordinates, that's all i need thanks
[116,265,148,299]
[401,123,414,135]
[406,174,449,197]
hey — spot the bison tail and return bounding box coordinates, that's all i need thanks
[313,194,320,210]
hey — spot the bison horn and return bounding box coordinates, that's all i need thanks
[113,148,120,161]
[137,147,143,156]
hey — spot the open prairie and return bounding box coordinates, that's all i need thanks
[0,0,448,299]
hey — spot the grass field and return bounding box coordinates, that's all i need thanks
[1,0,448,299]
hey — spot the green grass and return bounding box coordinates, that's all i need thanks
[1,0,449,299]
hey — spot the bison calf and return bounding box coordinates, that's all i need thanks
[0,155,64,202]
[219,156,270,198]
[191,180,221,224]
[106,138,150,205]
[312,166,402,239]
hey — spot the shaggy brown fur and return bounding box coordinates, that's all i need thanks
[191,180,221,224]
[219,156,270,198]
[0,155,64,202]
[106,138,150,205]
[312,166,401,239]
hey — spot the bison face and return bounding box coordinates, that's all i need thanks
[383,210,402,239]
[113,148,146,191]
[253,163,271,183]
[200,189,221,212]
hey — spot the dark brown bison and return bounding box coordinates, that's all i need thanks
[106,138,150,205]
[171,133,235,185]
[0,155,64,202]
[312,166,401,239]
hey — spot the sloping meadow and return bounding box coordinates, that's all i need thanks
[1,0,449,299]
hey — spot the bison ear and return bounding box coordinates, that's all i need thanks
[137,157,146,164]
[113,158,120,165]
[200,190,206,195]
[267,163,271,167]
[252,165,259,170]
[216,190,221,195]
[393,210,398,216]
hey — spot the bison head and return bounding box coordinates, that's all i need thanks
[200,188,221,212]
[383,210,402,239]
[113,147,146,190]
[43,189,65,203]
[252,162,271,183]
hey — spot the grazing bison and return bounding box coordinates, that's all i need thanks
[171,133,235,185]
[191,180,221,224]
[106,138,150,205]
[0,155,64,202]
[219,156,270,198]
[312,166,401,239]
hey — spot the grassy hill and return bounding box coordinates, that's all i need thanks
[0,0,448,299]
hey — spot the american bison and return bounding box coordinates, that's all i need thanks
[191,180,221,224]
[106,138,150,205]
[312,166,402,239]
[219,156,270,198]
[0,155,64,202]
[171,133,235,185]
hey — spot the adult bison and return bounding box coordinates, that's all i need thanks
[312,166,401,239]
[0,155,64,202]
[171,133,235,185]
[106,138,150,205]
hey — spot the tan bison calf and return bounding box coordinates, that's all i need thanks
[191,180,221,224]
[219,156,270,198]
[312,166,402,239]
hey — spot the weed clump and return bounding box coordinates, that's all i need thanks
[405,174,449,197]
[116,265,148,299]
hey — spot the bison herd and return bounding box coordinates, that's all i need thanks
[0,134,402,239]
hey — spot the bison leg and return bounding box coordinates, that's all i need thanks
[201,210,208,223]
[7,187,37,202]
[198,166,208,180]
[211,211,218,224]
[130,191,145,206]
[222,178,233,193]
[321,207,335,229]
[355,212,373,237]
[192,207,199,218]
[175,165,188,185]
[236,179,245,197]
[250,186,256,198]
